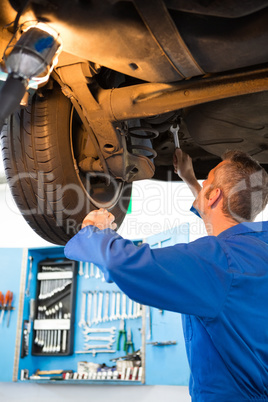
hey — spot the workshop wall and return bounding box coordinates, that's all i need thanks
[0,225,190,398]
[0,248,24,381]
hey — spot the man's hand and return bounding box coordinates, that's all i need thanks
[173,149,201,198]
[82,208,117,230]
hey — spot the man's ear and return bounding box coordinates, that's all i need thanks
[207,188,222,207]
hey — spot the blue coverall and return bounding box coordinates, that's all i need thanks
[64,220,268,401]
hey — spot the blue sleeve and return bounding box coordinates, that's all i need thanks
[64,226,233,318]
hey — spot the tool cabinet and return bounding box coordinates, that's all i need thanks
[0,224,190,385]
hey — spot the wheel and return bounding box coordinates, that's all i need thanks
[0,81,132,245]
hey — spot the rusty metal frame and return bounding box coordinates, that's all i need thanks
[97,65,268,121]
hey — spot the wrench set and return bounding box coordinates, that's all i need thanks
[32,259,77,356]
[78,262,103,280]
[78,290,142,329]
[76,289,142,356]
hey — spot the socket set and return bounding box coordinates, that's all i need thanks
[32,259,77,356]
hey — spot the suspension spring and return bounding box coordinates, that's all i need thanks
[127,126,159,159]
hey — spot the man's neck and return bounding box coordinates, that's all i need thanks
[204,213,238,236]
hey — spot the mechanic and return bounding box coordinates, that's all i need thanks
[65,149,268,402]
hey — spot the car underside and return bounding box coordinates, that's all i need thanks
[0,0,268,244]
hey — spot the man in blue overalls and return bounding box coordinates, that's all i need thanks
[65,150,268,401]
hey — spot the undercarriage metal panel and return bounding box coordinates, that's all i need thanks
[185,92,268,164]
[7,1,268,83]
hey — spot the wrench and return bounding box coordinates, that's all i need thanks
[110,291,116,321]
[86,291,92,327]
[115,292,121,320]
[57,302,62,352]
[121,293,128,320]
[90,263,95,277]
[128,299,133,319]
[78,292,87,327]
[62,313,69,352]
[84,335,115,343]
[84,262,89,279]
[25,256,33,297]
[136,303,142,317]
[84,343,113,350]
[83,326,116,335]
[97,291,103,324]
[132,302,138,319]
[103,292,110,322]
[75,349,116,357]
[92,291,98,325]
[79,261,84,276]
[95,267,101,279]
[170,123,180,149]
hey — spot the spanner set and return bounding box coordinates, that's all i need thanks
[78,290,142,328]
[76,289,142,356]
[32,259,77,356]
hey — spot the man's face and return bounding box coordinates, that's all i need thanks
[193,161,226,216]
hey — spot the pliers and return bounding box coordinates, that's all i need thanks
[125,328,135,354]
[117,319,127,352]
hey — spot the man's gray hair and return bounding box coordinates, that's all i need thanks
[213,150,268,222]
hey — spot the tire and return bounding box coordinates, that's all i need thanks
[0,82,132,245]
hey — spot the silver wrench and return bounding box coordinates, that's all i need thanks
[95,267,101,279]
[110,291,116,321]
[128,299,133,319]
[84,262,89,279]
[83,326,116,335]
[86,291,92,327]
[92,291,98,325]
[115,292,121,320]
[84,335,115,343]
[84,343,113,350]
[121,293,128,320]
[78,292,87,327]
[170,123,180,149]
[25,256,33,297]
[79,261,84,276]
[97,291,103,324]
[90,263,95,277]
[75,349,116,357]
[103,291,110,322]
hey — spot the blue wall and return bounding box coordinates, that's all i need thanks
[0,248,24,381]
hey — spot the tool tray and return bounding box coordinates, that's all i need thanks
[31,259,77,356]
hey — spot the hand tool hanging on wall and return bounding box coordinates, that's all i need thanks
[0,292,4,323]
[117,319,127,352]
[0,290,14,326]
[125,328,135,354]
[6,290,14,327]
[25,256,33,297]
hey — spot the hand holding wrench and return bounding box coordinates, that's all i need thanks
[170,123,180,149]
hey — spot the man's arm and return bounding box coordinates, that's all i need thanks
[173,149,202,198]
[64,226,232,318]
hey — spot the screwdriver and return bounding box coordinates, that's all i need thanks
[0,292,4,324]
[6,291,13,327]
